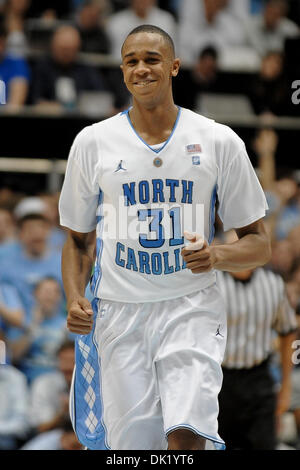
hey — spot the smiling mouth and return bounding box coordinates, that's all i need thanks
[133,80,156,86]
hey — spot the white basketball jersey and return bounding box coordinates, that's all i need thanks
[59,107,268,302]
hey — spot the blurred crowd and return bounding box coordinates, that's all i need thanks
[0,0,300,452]
[0,0,299,116]
[0,191,80,449]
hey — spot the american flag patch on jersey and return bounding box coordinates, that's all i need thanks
[186,144,202,153]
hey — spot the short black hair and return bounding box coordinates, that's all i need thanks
[199,46,218,61]
[34,276,62,293]
[122,24,175,58]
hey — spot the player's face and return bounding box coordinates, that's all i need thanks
[121,33,180,107]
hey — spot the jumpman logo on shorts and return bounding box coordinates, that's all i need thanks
[215,324,224,338]
[114,160,127,172]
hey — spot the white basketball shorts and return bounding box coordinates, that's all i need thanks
[70,282,227,450]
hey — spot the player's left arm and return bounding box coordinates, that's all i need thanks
[182,218,271,274]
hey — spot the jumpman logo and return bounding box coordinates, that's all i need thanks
[215,324,224,338]
[99,308,106,318]
[114,160,127,172]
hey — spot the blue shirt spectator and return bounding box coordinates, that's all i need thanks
[0,244,62,322]
[0,239,20,264]
[7,277,68,384]
[0,54,30,90]
[0,213,63,322]
[276,202,300,240]
[0,282,25,328]
[0,206,18,263]
[0,281,26,364]
[0,18,30,105]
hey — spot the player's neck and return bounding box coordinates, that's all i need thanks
[129,100,179,146]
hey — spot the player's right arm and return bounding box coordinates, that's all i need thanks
[62,229,96,335]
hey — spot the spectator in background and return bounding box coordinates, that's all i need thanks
[21,418,82,450]
[8,277,67,384]
[173,46,220,111]
[243,0,299,57]
[74,0,110,54]
[0,353,31,449]
[178,0,244,64]
[38,193,66,251]
[0,204,62,321]
[3,0,31,57]
[26,0,72,20]
[253,128,300,241]
[107,0,177,60]
[0,206,18,262]
[218,0,251,21]
[0,206,15,243]
[253,128,280,241]
[0,16,29,106]
[287,261,300,311]
[288,225,300,260]
[0,282,24,329]
[0,279,24,366]
[14,195,66,252]
[31,25,106,111]
[269,239,295,281]
[30,340,74,433]
[275,181,300,240]
[249,51,289,116]
[250,0,265,15]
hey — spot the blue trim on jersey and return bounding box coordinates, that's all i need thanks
[165,424,225,450]
[73,298,109,450]
[91,305,111,450]
[91,191,104,295]
[208,184,217,244]
[124,106,181,154]
[69,366,76,431]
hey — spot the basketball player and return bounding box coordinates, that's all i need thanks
[59,25,271,450]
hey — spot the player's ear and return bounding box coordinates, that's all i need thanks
[171,58,180,78]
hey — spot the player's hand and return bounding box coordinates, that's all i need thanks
[67,297,94,335]
[181,231,216,274]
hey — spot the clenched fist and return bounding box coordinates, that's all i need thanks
[181,231,216,274]
[67,297,94,335]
